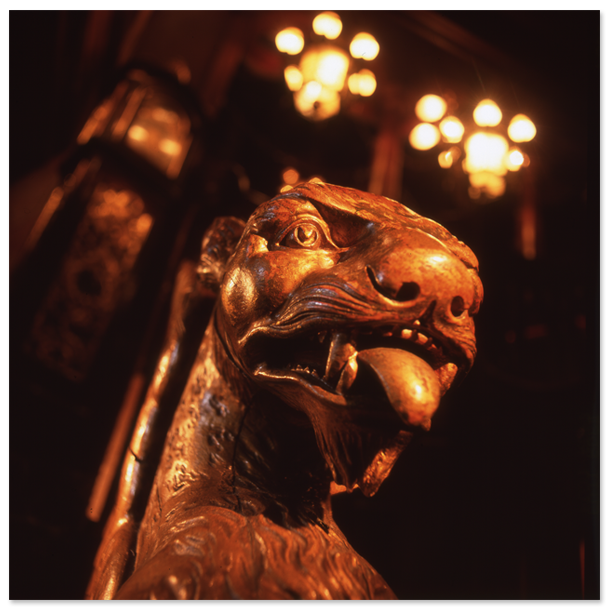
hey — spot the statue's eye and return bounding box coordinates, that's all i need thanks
[280,221,324,249]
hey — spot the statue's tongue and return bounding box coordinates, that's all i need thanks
[357,348,441,431]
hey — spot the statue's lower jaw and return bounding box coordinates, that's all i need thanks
[253,348,442,496]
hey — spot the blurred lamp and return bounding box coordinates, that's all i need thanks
[437,146,461,169]
[282,167,300,185]
[349,32,380,60]
[508,114,537,142]
[284,65,303,92]
[300,46,349,91]
[415,95,447,123]
[504,147,527,171]
[468,171,506,199]
[473,99,502,127]
[409,123,441,151]
[276,14,379,121]
[463,132,509,175]
[275,28,305,55]
[439,116,464,143]
[408,93,537,200]
[347,69,377,97]
[294,81,341,120]
[312,12,342,39]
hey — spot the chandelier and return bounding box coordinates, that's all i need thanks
[275,12,379,121]
[408,94,537,200]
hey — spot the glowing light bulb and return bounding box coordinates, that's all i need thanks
[438,150,454,169]
[437,146,461,169]
[284,65,303,91]
[469,171,506,198]
[299,47,349,92]
[409,123,441,151]
[349,33,379,60]
[282,167,300,185]
[464,132,509,175]
[301,80,322,101]
[505,147,525,171]
[439,116,464,143]
[276,28,305,55]
[312,12,342,39]
[348,73,360,95]
[315,49,349,90]
[294,82,340,120]
[473,99,502,127]
[508,114,536,142]
[415,95,447,123]
[348,69,376,96]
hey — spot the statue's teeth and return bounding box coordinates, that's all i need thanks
[401,328,413,340]
[437,362,458,393]
[414,333,428,345]
[336,353,358,394]
[429,344,441,356]
[324,331,357,383]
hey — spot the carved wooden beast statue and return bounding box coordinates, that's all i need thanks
[87,180,483,600]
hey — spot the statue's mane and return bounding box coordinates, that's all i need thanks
[122,506,393,600]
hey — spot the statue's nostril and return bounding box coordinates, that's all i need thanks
[394,282,420,302]
[451,296,466,317]
[367,267,420,302]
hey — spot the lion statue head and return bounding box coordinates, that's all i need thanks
[201,179,483,496]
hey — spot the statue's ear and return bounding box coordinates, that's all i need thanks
[197,216,246,295]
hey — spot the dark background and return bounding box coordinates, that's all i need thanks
[9,10,599,600]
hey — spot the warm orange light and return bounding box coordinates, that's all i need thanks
[464,132,509,175]
[469,171,506,198]
[437,146,461,169]
[505,147,525,171]
[438,150,453,169]
[300,46,349,91]
[294,82,341,120]
[508,114,536,142]
[158,139,181,156]
[316,49,349,90]
[439,116,464,143]
[127,125,148,142]
[409,123,441,151]
[284,65,303,91]
[349,33,379,60]
[300,80,322,102]
[282,167,300,185]
[347,73,360,95]
[276,27,305,55]
[348,69,376,96]
[312,12,342,39]
[415,95,447,123]
[473,99,502,127]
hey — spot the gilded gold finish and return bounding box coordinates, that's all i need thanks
[88,181,482,600]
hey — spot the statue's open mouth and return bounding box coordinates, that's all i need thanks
[248,320,464,432]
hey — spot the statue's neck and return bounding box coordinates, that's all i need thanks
[154,317,334,525]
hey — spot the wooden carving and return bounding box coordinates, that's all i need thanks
[87,180,483,600]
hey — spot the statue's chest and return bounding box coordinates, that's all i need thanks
[123,506,396,600]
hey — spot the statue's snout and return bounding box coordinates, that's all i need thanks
[364,230,475,320]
